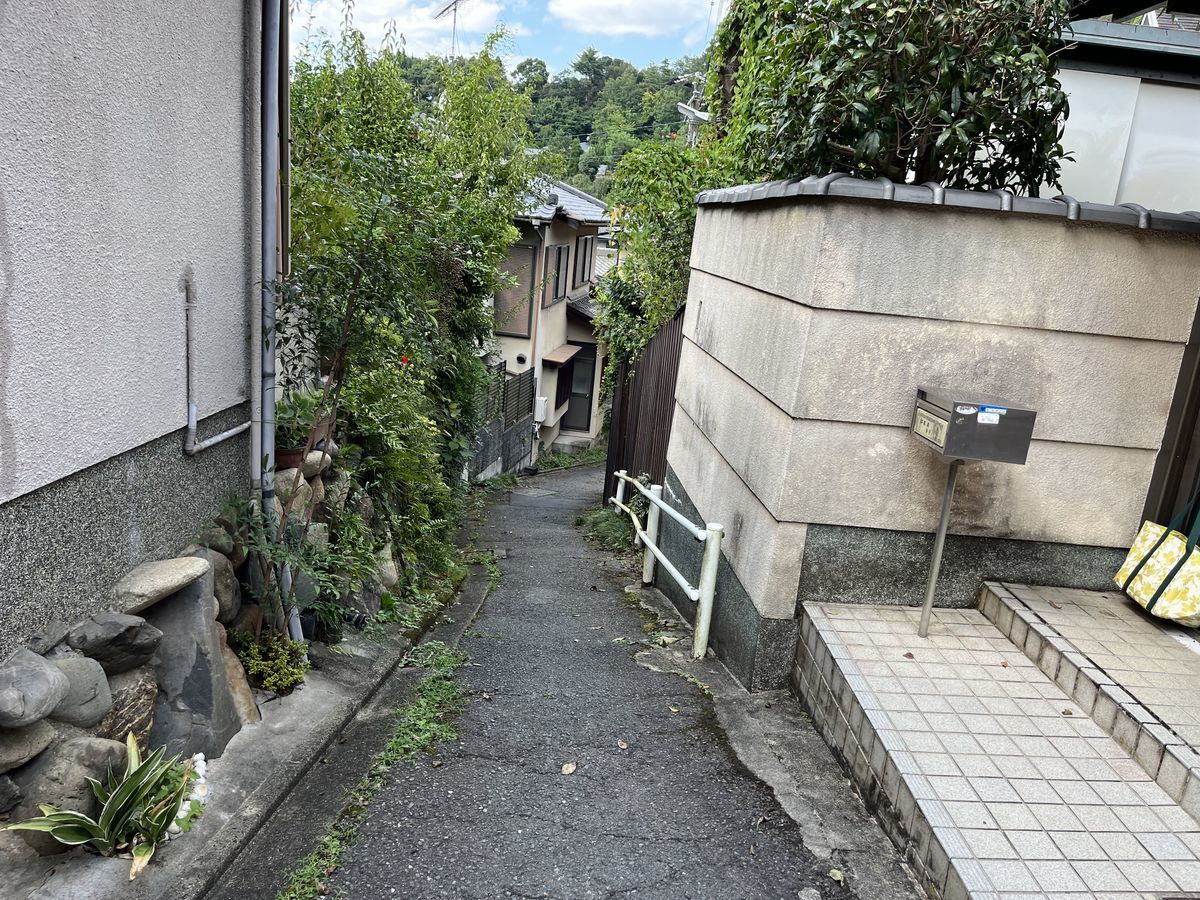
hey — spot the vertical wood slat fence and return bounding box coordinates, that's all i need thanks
[603,308,685,500]
[504,368,535,427]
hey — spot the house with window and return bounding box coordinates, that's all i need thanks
[493,179,609,458]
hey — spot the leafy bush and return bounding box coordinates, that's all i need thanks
[275,388,326,449]
[596,141,731,364]
[245,28,543,636]
[232,631,311,695]
[707,0,1072,190]
[3,734,203,879]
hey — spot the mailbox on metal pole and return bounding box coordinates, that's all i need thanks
[911,386,1037,637]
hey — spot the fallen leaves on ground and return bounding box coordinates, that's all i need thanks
[561,762,577,775]
[828,868,844,883]
[617,739,628,750]
[902,651,915,660]
[668,705,680,713]
[1000,660,1009,668]
[482,692,494,702]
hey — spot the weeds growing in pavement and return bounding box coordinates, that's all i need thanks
[276,642,468,900]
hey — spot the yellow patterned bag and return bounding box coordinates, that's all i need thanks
[1115,511,1200,627]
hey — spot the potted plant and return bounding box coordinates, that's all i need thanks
[275,388,335,469]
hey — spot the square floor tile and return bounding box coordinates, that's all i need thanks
[1049,831,1106,860]
[1071,860,1133,891]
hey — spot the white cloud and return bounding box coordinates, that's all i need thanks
[546,0,715,38]
[291,0,511,56]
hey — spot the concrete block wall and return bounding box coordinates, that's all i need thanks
[657,190,1200,689]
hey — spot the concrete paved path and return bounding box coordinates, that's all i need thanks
[330,465,874,899]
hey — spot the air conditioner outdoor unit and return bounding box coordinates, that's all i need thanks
[534,396,549,423]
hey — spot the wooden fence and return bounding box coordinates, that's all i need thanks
[603,309,686,499]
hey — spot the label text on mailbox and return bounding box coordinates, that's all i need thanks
[914,409,948,448]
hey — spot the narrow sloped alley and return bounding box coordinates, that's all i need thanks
[319,465,914,899]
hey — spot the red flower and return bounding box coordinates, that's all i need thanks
[401,356,410,364]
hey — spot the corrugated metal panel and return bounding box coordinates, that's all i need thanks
[604,309,686,498]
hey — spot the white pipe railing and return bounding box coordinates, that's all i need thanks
[609,470,724,660]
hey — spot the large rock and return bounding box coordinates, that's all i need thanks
[214,506,251,568]
[228,603,265,637]
[144,578,241,759]
[25,621,70,656]
[302,450,332,478]
[0,650,70,729]
[196,524,236,559]
[345,578,385,619]
[67,612,163,674]
[0,720,55,774]
[93,666,156,748]
[216,626,260,727]
[275,468,313,513]
[0,775,21,814]
[375,543,400,589]
[182,546,242,625]
[323,470,352,515]
[306,523,330,551]
[11,737,126,854]
[49,657,111,728]
[112,557,210,614]
[309,475,326,507]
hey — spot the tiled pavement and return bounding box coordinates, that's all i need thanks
[982,584,1200,818]
[795,598,1200,899]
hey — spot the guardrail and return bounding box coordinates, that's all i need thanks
[608,470,724,660]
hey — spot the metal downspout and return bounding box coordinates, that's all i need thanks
[261,0,304,642]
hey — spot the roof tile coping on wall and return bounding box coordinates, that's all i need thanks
[696,173,1200,235]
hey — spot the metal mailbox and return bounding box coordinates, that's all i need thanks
[912,385,1037,465]
[910,385,1037,638]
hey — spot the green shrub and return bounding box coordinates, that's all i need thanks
[232,631,311,695]
[707,0,1072,190]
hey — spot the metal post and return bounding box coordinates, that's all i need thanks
[643,485,663,584]
[918,459,962,638]
[693,524,724,659]
[614,470,627,506]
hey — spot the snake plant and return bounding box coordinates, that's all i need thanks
[3,733,199,879]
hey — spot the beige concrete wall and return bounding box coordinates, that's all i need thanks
[0,0,260,503]
[674,197,1200,621]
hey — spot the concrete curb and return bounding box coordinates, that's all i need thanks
[147,565,493,900]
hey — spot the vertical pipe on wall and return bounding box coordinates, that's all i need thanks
[260,0,303,642]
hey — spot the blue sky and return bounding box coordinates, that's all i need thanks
[293,0,731,73]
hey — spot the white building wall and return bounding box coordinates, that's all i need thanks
[1058,67,1200,213]
[0,0,260,503]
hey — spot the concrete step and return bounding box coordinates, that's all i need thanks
[794,600,1200,899]
[980,583,1200,823]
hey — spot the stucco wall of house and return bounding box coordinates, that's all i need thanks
[659,194,1200,689]
[0,0,260,504]
[0,2,260,658]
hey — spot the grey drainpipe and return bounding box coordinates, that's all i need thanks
[183,268,251,455]
[261,0,304,642]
